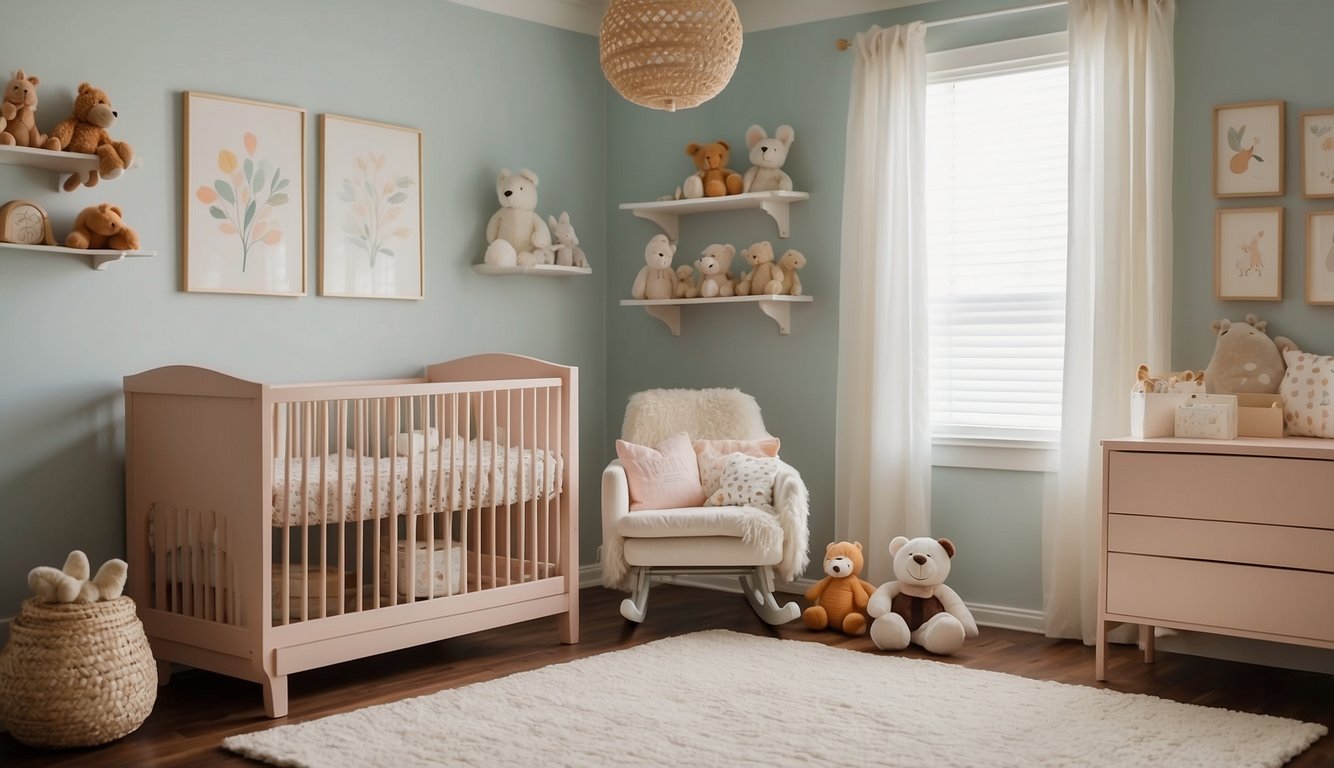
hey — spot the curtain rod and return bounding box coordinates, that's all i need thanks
[835,0,1067,50]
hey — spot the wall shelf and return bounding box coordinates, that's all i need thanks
[0,241,156,270]
[619,191,809,240]
[620,295,812,336]
[473,263,591,277]
[0,144,99,191]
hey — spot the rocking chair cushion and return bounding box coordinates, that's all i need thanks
[616,505,781,540]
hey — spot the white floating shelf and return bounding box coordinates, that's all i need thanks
[620,295,813,336]
[619,191,810,240]
[0,144,99,191]
[0,240,156,270]
[473,263,592,277]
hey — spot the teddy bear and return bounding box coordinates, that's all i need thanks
[28,550,128,604]
[49,82,135,191]
[695,243,736,298]
[65,203,140,251]
[777,248,806,296]
[546,211,588,269]
[0,69,60,150]
[1130,363,1169,394]
[674,264,699,299]
[632,233,676,300]
[867,536,979,655]
[1203,314,1297,394]
[734,240,784,296]
[742,124,795,193]
[683,140,744,199]
[484,168,553,267]
[803,541,877,636]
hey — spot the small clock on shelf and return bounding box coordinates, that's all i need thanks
[0,199,56,246]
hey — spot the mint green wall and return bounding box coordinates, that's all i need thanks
[0,0,607,618]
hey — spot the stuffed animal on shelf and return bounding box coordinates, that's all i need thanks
[778,248,806,296]
[28,550,128,604]
[632,233,676,300]
[735,240,784,296]
[0,69,59,150]
[868,536,979,655]
[695,243,736,298]
[66,203,140,251]
[49,82,135,191]
[1203,314,1296,394]
[674,264,699,299]
[0,200,56,246]
[742,124,795,193]
[682,140,743,199]
[1130,363,1169,394]
[803,541,877,636]
[547,211,588,269]
[484,168,552,268]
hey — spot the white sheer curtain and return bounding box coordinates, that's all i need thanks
[1044,0,1175,641]
[835,22,929,586]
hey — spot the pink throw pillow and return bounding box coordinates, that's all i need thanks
[616,432,706,510]
[693,438,781,497]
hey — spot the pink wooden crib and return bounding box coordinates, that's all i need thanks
[123,353,578,717]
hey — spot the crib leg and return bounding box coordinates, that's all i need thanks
[263,673,289,719]
[156,658,173,686]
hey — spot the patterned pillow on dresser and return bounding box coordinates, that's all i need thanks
[1280,349,1334,438]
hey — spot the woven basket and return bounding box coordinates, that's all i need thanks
[0,596,156,748]
[599,0,743,111]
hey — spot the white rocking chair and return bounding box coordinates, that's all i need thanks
[600,388,810,624]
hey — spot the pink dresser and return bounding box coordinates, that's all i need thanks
[1096,436,1334,680]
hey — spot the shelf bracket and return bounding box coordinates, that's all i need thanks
[630,209,679,242]
[91,251,130,270]
[756,299,793,335]
[757,200,792,238]
[642,304,681,336]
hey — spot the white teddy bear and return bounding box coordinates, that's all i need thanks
[742,124,795,193]
[632,233,676,300]
[547,211,588,269]
[778,248,806,296]
[484,168,553,267]
[28,550,128,604]
[735,240,784,296]
[867,536,978,655]
[695,243,736,298]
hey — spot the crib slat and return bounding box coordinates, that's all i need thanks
[300,400,311,624]
[282,404,294,626]
[354,399,365,614]
[372,399,383,610]
[318,402,329,619]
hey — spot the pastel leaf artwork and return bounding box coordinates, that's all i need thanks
[218,149,237,173]
[199,132,291,272]
[244,132,257,155]
[339,151,417,268]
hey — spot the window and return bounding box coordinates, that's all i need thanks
[925,33,1069,466]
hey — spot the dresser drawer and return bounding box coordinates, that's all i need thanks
[1107,514,1334,571]
[1105,553,1334,642]
[1107,451,1334,528]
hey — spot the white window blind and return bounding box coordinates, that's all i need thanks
[925,54,1069,445]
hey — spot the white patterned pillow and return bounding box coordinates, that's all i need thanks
[704,454,781,507]
[1280,349,1334,437]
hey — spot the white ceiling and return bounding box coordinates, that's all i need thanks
[447,0,932,35]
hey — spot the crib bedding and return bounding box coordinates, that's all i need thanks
[271,439,561,526]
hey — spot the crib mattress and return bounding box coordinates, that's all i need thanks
[271,440,562,526]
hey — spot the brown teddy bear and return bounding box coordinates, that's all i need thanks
[735,240,785,296]
[66,203,140,251]
[804,541,877,636]
[49,83,135,191]
[683,140,743,199]
[0,69,60,150]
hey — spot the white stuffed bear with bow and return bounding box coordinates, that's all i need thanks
[28,550,128,603]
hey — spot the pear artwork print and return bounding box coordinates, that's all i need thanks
[1214,100,1284,197]
[183,92,306,296]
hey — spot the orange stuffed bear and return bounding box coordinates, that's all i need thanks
[803,541,877,636]
[49,83,135,191]
[65,203,140,251]
[682,140,743,199]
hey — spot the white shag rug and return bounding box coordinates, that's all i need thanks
[224,630,1326,768]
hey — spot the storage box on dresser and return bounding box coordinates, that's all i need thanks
[1096,436,1334,680]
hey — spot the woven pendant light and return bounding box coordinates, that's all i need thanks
[599,0,743,112]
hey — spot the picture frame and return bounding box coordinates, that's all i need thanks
[1299,110,1334,199]
[183,92,306,296]
[1306,210,1334,304]
[1215,207,1283,301]
[1213,100,1284,198]
[318,114,424,300]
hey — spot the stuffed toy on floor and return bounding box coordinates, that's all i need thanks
[804,541,877,635]
[868,536,978,655]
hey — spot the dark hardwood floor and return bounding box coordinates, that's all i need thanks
[2,584,1330,766]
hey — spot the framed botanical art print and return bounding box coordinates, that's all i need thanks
[318,115,424,300]
[1216,207,1283,301]
[1306,210,1334,304]
[1213,100,1284,198]
[1300,110,1334,199]
[183,92,306,296]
